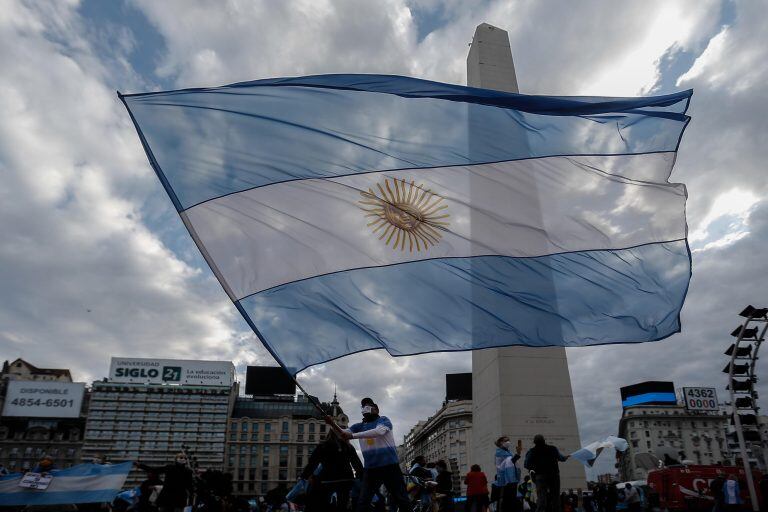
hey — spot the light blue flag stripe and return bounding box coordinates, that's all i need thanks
[237,240,690,374]
[121,74,691,211]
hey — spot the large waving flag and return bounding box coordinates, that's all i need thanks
[0,462,132,506]
[121,75,691,374]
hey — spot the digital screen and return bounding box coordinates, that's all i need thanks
[620,381,676,408]
[245,366,296,396]
[446,373,472,401]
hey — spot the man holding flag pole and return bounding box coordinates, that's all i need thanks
[325,397,410,511]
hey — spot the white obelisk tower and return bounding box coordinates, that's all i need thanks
[467,23,586,490]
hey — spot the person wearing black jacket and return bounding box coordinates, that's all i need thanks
[301,429,363,511]
[136,453,195,512]
[435,460,455,512]
[137,470,162,512]
[523,435,569,512]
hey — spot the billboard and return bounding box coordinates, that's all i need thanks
[2,380,85,418]
[620,381,677,408]
[682,387,719,411]
[446,373,472,401]
[109,358,234,386]
[245,366,296,395]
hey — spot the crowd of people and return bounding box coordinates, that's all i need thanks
[6,395,751,511]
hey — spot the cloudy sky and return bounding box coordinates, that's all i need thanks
[2,0,767,476]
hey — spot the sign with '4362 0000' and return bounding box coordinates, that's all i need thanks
[683,387,719,411]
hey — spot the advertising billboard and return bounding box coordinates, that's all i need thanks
[682,387,719,411]
[245,366,296,395]
[109,358,234,386]
[2,380,85,418]
[620,381,677,408]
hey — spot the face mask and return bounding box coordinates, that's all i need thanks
[503,441,512,450]
[361,405,373,415]
[176,458,187,465]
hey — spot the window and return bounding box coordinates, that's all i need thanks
[228,456,235,466]
[646,441,651,449]
[240,432,248,441]
[298,424,305,433]
[320,424,326,433]
[282,421,289,433]
[251,431,258,441]
[279,469,288,481]
[280,446,289,467]
[309,423,316,433]
[265,423,272,432]
[242,423,249,432]
[262,469,269,480]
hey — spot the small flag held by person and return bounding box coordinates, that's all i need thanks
[571,436,629,467]
[121,74,692,373]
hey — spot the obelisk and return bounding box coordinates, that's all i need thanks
[467,23,585,489]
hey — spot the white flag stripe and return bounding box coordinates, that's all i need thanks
[185,154,686,301]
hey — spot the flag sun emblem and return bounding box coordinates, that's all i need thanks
[359,177,450,252]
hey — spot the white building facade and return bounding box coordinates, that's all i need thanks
[82,358,237,486]
[618,405,730,481]
[401,400,473,493]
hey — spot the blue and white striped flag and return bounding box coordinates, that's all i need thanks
[0,462,132,506]
[121,75,692,373]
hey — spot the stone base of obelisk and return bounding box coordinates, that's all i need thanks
[472,347,586,490]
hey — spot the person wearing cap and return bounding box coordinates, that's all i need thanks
[327,397,410,511]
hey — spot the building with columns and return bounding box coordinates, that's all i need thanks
[225,393,348,497]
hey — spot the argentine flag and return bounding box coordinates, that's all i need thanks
[121,75,692,374]
[0,462,132,506]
